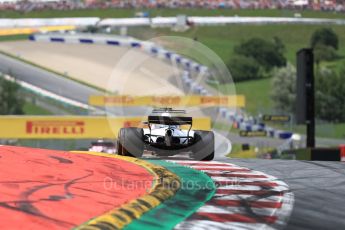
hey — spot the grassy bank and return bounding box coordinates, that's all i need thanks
[213,78,272,115]
[274,122,345,139]
[2,8,345,67]
[214,78,345,139]
[151,24,345,71]
[227,143,274,159]
[23,102,52,115]
[227,143,257,159]
[0,34,28,42]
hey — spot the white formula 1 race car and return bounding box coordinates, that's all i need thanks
[117,108,214,161]
[88,140,116,154]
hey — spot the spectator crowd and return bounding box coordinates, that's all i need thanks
[0,0,344,13]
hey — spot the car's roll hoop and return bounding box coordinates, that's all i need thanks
[147,116,192,126]
[151,108,186,114]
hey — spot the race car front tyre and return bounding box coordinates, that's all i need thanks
[192,130,215,161]
[117,127,144,158]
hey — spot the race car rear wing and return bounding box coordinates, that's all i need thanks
[148,116,192,126]
[152,108,186,114]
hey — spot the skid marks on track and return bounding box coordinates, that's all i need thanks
[169,161,294,230]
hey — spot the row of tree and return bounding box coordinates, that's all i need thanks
[0,76,24,115]
[271,64,345,123]
[227,37,286,82]
[311,28,342,65]
[227,26,344,123]
[270,27,344,123]
[227,27,340,83]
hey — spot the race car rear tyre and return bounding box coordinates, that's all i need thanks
[117,128,144,158]
[117,141,124,156]
[192,130,215,161]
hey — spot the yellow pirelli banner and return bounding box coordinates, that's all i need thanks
[89,95,245,108]
[0,116,211,139]
[0,25,76,36]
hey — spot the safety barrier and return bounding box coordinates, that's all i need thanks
[218,107,293,140]
[29,33,212,97]
[0,17,99,28]
[89,95,245,107]
[29,33,209,74]
[0,115,211,139]
[2,16,344,28]
[188,16,345,26]
[340,145,345,162]
[0,25,76,36]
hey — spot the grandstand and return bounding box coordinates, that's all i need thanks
[0,0,343,12]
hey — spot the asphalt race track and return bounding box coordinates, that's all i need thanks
[0,53,150,116]
[171,160,294,230]
[0,53,100,105]
[216,155,345,230]
[140,150,345,229]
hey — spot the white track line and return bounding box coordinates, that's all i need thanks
[216,185,290,192]
[197,205,279,217]
[175,220,275,230]
[172,160,294,230]
[202,170,273,176]
[210,176,279,182]
[190,165,251,170]
[168,160,237,165]
[213,195,283,203]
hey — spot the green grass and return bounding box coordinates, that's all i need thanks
[227,143,276,158]
[214,78,272,115]
[152,24,345,69]
[235,78,272,115]
[225,74,345,139]
[0,34,28,42]
[23,102,52,115]
[315,123,345,139]
[272,122,345,139]
[227,143,255,158]
[2,8,345,68]
[153,23,345,141]
[1,8,345,19]
[214,78,345,139]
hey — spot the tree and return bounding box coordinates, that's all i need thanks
[310,28,339,50]
[0,76,24,115]
[273,36,285,53]
[315,67,345,122]
[271,64,345,123]
[227,55,260,82]
[314,44,339,66]
[234,38,287,71]
[270,64,296,114]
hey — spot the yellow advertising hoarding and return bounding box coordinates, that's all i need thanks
[0,25,76,36]
[89,95,245,108]
[0,116,211,139]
